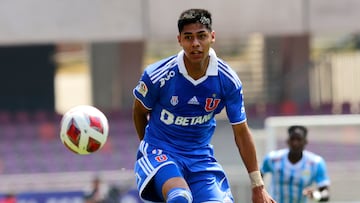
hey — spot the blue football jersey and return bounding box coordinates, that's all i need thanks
[133,48,246,154]
[261,149,331,203]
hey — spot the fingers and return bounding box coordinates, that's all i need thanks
[267,197,277,203]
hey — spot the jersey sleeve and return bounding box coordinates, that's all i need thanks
[225,84,247,124]
[133,71,158,110]
[314,158,331,187]
[261,154,273,174]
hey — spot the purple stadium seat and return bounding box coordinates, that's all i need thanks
[341,102,352,114]
[2,125,18,140]
[299,102,317,115]
[319,102,333,114]
[14,111,31,124]
[265,103,279,116]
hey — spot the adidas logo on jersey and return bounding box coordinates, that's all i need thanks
[188,96,200,105]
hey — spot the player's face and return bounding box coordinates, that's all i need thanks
[177,23,215,64]
[287,134,307,153]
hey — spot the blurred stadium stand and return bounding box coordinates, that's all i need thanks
[0,110,141,202]
[0,104,357,175]
[0,110,137,175]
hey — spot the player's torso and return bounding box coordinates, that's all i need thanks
[155,69,224,121]
[274,157,314,186]
[271,151,317,202]
[146,66,226,152]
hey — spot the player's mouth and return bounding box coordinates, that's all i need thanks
[190,51,203,59]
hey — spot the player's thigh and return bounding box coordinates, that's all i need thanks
[135,152,185,202]
[188,170,234,203]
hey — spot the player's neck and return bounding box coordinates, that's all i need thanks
[184,56,210,80]
[288,151,303,164]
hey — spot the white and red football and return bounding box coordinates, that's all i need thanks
[60,105,109,155]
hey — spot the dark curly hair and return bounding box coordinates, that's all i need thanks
[288,125,308,138]
[177,8,212,33]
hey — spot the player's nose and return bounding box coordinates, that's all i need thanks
[192,38,200,47]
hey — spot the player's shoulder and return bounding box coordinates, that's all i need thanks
[217,57,239,78]
[267,148,288,159]
[144,55,178,76]
[215,57,242,90]
[303,150,325,163]
[140,54,179,86]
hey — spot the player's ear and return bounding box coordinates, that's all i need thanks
[177,35,181,44]
[211,31,215,43]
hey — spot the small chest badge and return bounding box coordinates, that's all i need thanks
[170,96,178,106]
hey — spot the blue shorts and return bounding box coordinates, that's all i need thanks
[134,140,234,203]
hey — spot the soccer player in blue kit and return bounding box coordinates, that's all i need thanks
[261,125,330,203]
[132,8,276,203]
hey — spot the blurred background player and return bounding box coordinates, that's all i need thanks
[132,8,275,203]
[83,176,110,203]
[261,125,330,202]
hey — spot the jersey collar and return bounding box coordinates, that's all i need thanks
[177,48,218,76]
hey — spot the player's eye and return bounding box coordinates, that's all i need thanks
[184,35,193,40]
[198,34,207,39]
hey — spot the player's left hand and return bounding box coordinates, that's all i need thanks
[302,187,320,200]
[302,187,313,197]
[252,185,277,203]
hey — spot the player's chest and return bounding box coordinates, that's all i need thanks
[274,159,313,184]
[159,77,223,111]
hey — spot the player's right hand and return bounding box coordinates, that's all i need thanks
[252,185,277,203]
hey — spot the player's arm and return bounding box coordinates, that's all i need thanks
[232,122,259,174]
[132,99,150,141]
[303,157,330,202]
[232,122,276,203]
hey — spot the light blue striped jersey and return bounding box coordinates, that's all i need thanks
[261,149,330,203]
[133,48,246,155]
